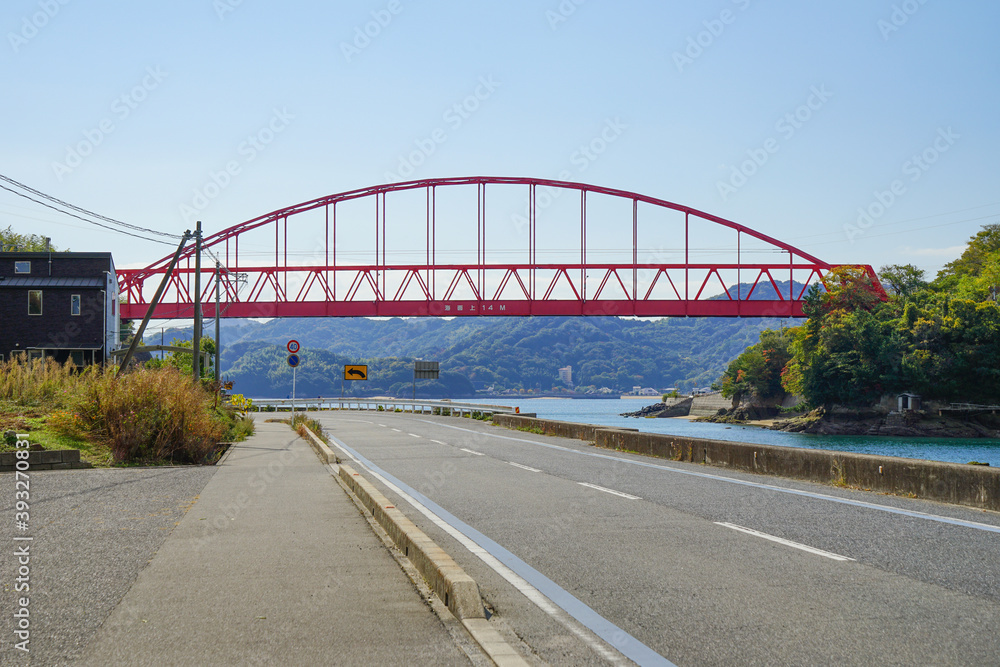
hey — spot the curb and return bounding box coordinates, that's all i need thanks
[336,462,528,667]
[298,424,339,464]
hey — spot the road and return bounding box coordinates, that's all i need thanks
[317,410,1000,666]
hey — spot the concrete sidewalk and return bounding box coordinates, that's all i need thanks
[78,419,473,666]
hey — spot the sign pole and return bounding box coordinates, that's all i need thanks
[292,365,296,412]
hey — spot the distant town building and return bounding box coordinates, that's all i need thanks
[0,252,119,366]
[558,365,573,386]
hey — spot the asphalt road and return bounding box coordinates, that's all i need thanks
[317,411,1000,666]
[0,467,218,665]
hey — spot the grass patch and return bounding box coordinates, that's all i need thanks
[0,357,253,466]
[275,413,329,444]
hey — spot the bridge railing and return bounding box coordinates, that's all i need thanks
[245,397,520,416]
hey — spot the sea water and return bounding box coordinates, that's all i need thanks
[469,397,1000,467]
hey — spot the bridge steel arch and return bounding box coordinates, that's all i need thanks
[118,177,877,320]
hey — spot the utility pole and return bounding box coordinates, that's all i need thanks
[192,221,203,383]
[214,259,221,386]
[117,232,191,375]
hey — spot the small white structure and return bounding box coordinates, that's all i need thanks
[898,393,922,411]
[558,366,573,386]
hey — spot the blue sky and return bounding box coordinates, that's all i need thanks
[3,0,998,288]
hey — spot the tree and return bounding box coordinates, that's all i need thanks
[145,337,216,380]
[878,264,926,297]
[1,226,61,252]
[719,328,795,404]
[937,223,1000,281]
[820,265,886,313]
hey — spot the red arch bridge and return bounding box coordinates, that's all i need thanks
[118,177,879,320]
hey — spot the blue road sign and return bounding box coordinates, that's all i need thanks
[287,353,300,367]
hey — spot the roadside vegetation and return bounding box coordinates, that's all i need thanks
[719,224,1000,409]
[0,357,253,465]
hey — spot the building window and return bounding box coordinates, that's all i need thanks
[28,290,42,316]
[14,261,30,274]
[71,294,81,316]
[70,350,85,367]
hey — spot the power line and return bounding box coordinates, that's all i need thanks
[0,182,177,246]
[0,172,182,243]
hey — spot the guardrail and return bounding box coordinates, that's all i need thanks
[246,397,521,416]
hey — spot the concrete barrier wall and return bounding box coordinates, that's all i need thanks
[491,415,1000,512]
[492,414,637,441]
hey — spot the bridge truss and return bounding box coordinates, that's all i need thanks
[118,177,876,320]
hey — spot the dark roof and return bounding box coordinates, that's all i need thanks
[2,251,116,273]
[0,277,106,288]
[2,252,113,259]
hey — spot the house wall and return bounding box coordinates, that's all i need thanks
[0,253,117,363]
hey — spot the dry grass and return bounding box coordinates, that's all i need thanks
[0,357,250,464]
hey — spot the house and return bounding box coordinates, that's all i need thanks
[0,252,119,366]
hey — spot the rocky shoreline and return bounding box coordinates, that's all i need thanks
[767,408,1000,439]
[624,402,1000,439]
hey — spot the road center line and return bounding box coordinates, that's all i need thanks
[509,462,541,473]
[460,448,484,456]
[578,482,641,500]
[420,420,1000,535]
[432,440,447,446]
[715,522,856,561]
[325,433,671,667]
[408,433,421,438]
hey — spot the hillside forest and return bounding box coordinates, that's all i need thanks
[720,224,1000,408]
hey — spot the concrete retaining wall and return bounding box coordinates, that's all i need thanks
[491,415,1000,512]
[0,449,92,472]
[688,393,733,417]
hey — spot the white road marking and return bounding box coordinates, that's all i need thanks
[509,462,541,473]
[578,482,641,500]
[716,523,855,562]
[431,440,447,445]
[325,435,657,666]
[377,424,386,428]
[460,448,484,456]
[421,421,1000,536]
[408,433,421,438]
[391,428,402,433]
